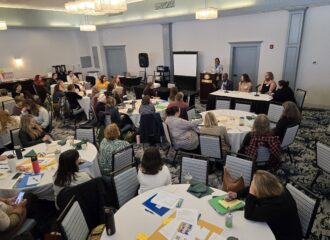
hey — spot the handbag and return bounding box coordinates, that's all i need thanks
[222,167,245,192]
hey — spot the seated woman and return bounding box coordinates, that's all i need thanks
[110,75,122,89]
[22,99,50,131]
[0,110,19,150]
[238,73,252,92]
[52,81,65,103]
[143,82,156,97]
[200,112,230,155]
[34,74,45,86]
[0,89,13,106]
[19,114,52,147]
[273,101,301,141]
[168,87,178,103]
[50,73,59,85]
[165,106,199,151]
[258,72,277,95]
[112,86,124,105]
[138,147,171,194]
[96,75,109,91]
[12,96,24,116]
[65,84,83,112]
[239,114,281,170]
[167,92,188,119]
[11,83,24,98]
[98,124,130,176]
[53,149,92,207]
[272,80,296,103]
[67,71,84,92]
[226,170,302,240]
[139,95,155,115]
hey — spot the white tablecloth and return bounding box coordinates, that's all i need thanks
[200,109,257,152]
[0,141,100,201]
[100,184,274,240]
[119,99,169,127]
[78,97,91,119]
[211,90,273,102]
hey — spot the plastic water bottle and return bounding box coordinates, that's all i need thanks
[225,212,233,228]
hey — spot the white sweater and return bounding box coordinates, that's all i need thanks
[138,165,172,194]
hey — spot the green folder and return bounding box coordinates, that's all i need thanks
[24,150,37,158]
[156,105,167,110]
[208,195,245,215]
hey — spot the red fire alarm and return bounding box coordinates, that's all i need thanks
[269,44,274,49]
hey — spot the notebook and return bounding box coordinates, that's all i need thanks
[143,194,170,216]
[208,195,245,215]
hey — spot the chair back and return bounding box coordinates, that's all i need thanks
[187,106,196,121]
[57,197,89,240]
[162,122,173,147]
[256,145,271,166]
[10,128,22,147]
[225,155,253,186]
[199,134,223,160]
[235,101,252,112]
[295,88,307,110]
[316,142,330,173]
[281,124,299,148]
[139,113,164,143]
[215,99,231,109]
[286,183,320,239]
[113,166,139,208]
[75,127,96,144]
[2,99,16,115]
[267,103,283,123]
[112,145,134,172]
[180,156,209,185]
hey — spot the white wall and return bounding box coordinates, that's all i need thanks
[172,11,289,84]
[296,6,330,109]
[0,29,91,78]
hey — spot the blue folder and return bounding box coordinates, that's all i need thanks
[16,173,44,188]
[142,194,170,216]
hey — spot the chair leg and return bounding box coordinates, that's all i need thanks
[287,147,293,163]
[174,150,178,161]
[310,170,322,188]
[165,146,170,156]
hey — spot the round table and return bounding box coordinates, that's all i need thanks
[200,109,257,153]
[119,99,169,127]
[0,141,100,201]
[100,184,274,240]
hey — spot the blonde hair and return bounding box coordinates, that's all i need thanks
[282,101,301,122]
[204,112,218,128]
[175,92,184,102]
[253,170,284,198]
[112,86,123,95]
[104,123,120,140]
[252,114,271,136]
[0,110,19,133]
[20,114,44,139]
[106,96,116,108]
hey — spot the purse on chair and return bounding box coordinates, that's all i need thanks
[222,167,245,192]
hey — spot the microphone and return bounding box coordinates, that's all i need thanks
[255,84,261,96]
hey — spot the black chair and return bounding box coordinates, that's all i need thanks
[86,76,96,86]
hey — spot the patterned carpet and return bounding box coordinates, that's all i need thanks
[51,102,330,240]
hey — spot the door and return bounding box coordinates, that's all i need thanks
[230,42,261,91]
[104,46,127,77]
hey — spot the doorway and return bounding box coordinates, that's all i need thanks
[104,46,127,77]
[229,42,261,90]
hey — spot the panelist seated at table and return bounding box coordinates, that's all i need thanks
[96,75,109,91]
[238,74,252,93]
[19,114,52,148]
[98,124,130,176]
[217,73,233,91]
[273,101,301,141]
[139,95,156,115]
[22,99,50,131]
[272,80,296,104]
[143,82,156,98]
[200,112,231,155]
[0,110,19,150]
[138,147,172,194]
[258,72,277,95]
[238,114,281,170]
[226,170,302,240]
[12,83,24,99]
[165,106,200,151]
[113,86,125,105]
[53,149,92,208]
[167,92,188,119]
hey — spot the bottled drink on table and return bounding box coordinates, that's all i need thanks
[14,145,23,160]
[31,156,40,174]
[104,207,116,236]
[225,212,233,228]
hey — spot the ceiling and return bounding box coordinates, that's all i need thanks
[0,0,329,29]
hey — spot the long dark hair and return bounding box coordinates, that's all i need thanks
[13,83,21,93]
[278,80,289,88]
[241,73,251,83]
[54,149,80,187]
[100,75,106,84]
[23,99,40,116]
[140,147,163,175]
[54,83,62,94]
[169,87,178,101]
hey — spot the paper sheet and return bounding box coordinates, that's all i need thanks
[176,209,199,225]
[151,191,181,209]
[26,175,42,186]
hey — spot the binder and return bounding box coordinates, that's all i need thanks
[16,173,44,188]
[142,194,170,216]
[208,195,245,215]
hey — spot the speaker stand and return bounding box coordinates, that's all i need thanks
[144,67,147,84]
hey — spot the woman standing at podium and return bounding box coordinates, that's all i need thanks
[238,73,252,92]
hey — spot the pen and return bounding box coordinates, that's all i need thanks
[32,177,39,182]
[144,209,154,215]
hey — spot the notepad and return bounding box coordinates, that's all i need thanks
[218,199,242,209]
[208,195,245,215]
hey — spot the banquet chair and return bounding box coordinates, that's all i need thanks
[310,142,330,190]
[215,98,231,110]
[225,155,254,187]
[234,100,252,112]
[112,145,135,172]
[2,99,15,114]
[112,165,139,208]
[286,183,320,239]
[281,124,300,163]
[57,196,90,240]
[10,128,22,147]
[267,102,283,127]
[180,155,209,185]
[75,126,96,145]
[199,134,224,162]
[187,105,196,121]
[295,88,307,111]
[86,76,96,86]
[255,145,271,168]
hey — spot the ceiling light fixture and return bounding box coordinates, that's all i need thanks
[0,21,7,30]
[94,0,127,14]
[65,0,97,15]
[65,0,128,15]
[80,24,96,31]
[195,0,218,20]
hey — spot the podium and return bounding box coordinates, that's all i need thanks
[200,73,220,103]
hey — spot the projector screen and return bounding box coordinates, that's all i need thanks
[173,52,198,77]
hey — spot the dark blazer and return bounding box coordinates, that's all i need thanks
[19,129,45,147]
[238,187,302,240]
[65,92,82,109]
[139,113,164,143]
[272,86,296,103]
[217,79,234,91]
